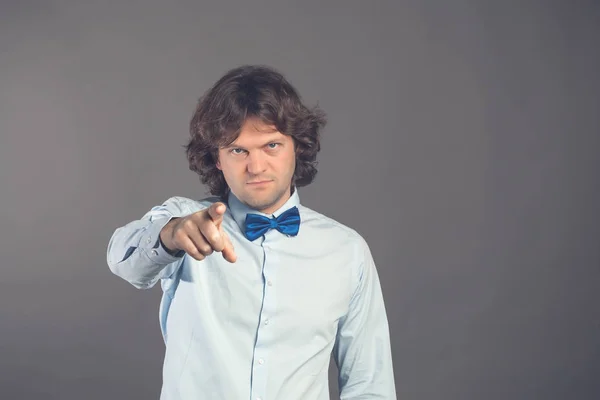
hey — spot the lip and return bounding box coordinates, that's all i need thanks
[247,180,272,185]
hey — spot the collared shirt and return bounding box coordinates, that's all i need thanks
[107,188,396,399]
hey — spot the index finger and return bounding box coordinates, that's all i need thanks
[206,202,227,225]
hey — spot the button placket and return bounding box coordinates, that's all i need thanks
[250,232,280,400]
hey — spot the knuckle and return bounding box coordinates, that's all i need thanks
[209,233,221,244]
[188,248,204,260]
[174,229,185,239]
[198,243,213,255]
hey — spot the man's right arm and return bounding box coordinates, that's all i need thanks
[106,196,201,289]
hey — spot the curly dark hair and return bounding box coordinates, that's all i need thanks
[185,65,327,199]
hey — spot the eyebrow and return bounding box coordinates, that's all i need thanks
[223,138,282,150]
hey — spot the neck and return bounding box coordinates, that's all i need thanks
[256,185,294,214]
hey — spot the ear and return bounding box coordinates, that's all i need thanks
[214,150,222,170]
[290,135,297,151]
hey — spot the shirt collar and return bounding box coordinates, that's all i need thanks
[227,186,300,233]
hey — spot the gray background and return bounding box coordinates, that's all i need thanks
[1,1,599,399]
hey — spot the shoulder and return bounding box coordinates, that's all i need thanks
[299,204,375,291]
[298,204,370,252]
[157,195,222,214]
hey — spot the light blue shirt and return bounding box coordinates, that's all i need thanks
[107,188,396,399]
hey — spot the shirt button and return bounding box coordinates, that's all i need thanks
[267,280,272,286]
[151,249,158,256]
[258,358,264,365]
[146,237,152,244]
[264,319,269,325]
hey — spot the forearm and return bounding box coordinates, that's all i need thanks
[337,318,396,399]
[106,196,197,289]
[335,237,397,399]
[107,216,183,289]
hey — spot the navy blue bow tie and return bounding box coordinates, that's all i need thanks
[244,206,301,241]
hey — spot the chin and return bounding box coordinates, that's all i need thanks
[246,198,276,211]
[242,192,278,210]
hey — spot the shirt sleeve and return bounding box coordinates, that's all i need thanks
[106,196,203,289]
[333,236,397,399]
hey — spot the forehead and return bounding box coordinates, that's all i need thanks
[229,118,287,145]
[239,118,279,136]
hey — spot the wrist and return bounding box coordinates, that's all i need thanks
[159,218,180,254]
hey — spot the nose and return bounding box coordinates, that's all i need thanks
[246,151,267,175]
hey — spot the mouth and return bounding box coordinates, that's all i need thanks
[247,180,273,187]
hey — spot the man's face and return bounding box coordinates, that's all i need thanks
[216,118,296,214]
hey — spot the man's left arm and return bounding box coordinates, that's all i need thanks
[333,236,397,399]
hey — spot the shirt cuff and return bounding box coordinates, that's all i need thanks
[159,235,186,258]
[138,216,186,264]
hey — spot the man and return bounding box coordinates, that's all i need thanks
[107,65,396,399]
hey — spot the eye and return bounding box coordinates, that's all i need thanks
[267,143,280,149]
[230,148,246,155]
